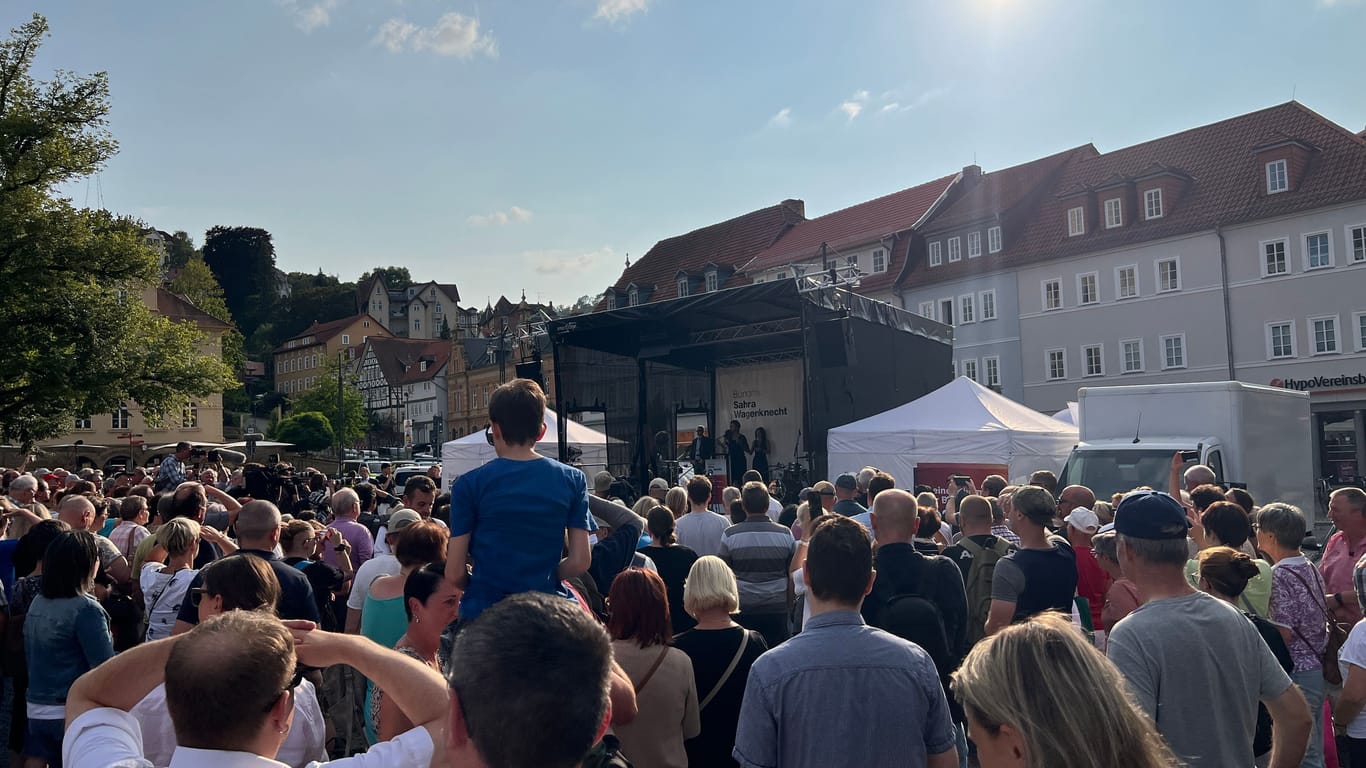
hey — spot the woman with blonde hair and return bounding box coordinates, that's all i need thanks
[951,612,1179,768]
[140,517,201,641]
[664,487,688,520]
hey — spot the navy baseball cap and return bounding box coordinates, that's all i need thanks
[1114,490,1190,540]
[834,473,859,490]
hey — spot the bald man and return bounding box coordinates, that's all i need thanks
[170,501,321,635]
[55,495,131,587]
[1056,485,1097,523]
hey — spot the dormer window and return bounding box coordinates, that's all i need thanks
[872,249,887,273]
[1144,188,1164,220]
[987,226,1002,254]
[928,242,942,267]
[705,270,719,292]
[1104,198,1122,229]
[628,287,640,306]
[677,277,689,298]
[606,293,617,310]
[948,237,962,262]
[1267,159,1289,194]
[1068,206,1086,237]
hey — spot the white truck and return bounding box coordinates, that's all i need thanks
[1056,381,1317,531]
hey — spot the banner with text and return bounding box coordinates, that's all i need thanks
[716,360,804,482]
[914,462,1010,510]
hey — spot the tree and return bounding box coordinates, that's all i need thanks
[565,293,604,316]
[202,225,278,337]
[272,411,333,453]
[165,230,199,269]
[282,276,356,342]
[357,266,413,291]
[439,317,452,340]
[289,361,367,447]
[0,14,236,450]
[168,256,246,374]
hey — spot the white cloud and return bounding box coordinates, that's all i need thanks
[526,246,614,275]
[877,85,951,115]
[279,0,340,33]
[374,12,498,58]
[838,90,869,123]
[768,107,792,128]
[467,206,534,227]
[594,0,651,23]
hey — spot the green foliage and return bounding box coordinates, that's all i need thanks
[0,15,236,450]
[283,277,357,341]
[358,266,413,291]
[290,360,367,447]
[165,230,198,269]
[566,293,604,316]
[273,411,334,453]
[439,317,452,340]
[202,225,279,339]
[168,256,246,374]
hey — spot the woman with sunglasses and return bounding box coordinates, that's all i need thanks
[140,518,200,642]
[131,554,328,768]
[281,520,352,632]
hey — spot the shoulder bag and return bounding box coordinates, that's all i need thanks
[699,631,749,710]
[634,646,669,694]
[1286,566,1350,685]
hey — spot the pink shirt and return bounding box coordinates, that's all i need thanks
[1320,530,1366,624]
[324,517,375,568]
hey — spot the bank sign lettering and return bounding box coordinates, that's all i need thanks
[1271,373,1366,391]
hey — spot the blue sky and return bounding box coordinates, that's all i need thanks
[14,0,1366,309]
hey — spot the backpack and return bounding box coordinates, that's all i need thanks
[876,560,954,678]
[960,536,1015,648]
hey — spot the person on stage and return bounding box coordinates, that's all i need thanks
[689,425,715,463]
[725,420,749,485]
[750,426,771,483]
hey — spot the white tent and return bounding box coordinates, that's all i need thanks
[1052,402,1079,426]
[441,409,611,485]
[827,377,1079,485]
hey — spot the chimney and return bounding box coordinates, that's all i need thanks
[961,164,983,184]
[782,199,806,219]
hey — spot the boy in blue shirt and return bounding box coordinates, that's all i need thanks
[445,378,593,621]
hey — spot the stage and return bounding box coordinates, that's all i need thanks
[547,279,953,494]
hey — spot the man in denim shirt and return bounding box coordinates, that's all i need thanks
[734,516,958,768]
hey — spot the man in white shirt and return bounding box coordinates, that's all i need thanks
[676,475,729,557]
[62,610,447,767]
[373,476,443,555]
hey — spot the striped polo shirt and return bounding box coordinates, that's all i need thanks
[719,518,797,613]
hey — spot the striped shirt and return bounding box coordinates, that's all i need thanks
[719,519,797,613]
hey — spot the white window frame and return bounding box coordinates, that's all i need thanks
[983,356,1001,388]
[1046,348,1067,381]
[341,334,349,345]
[979,289,997,321]
[1265,320,1296,360]
[1309,314,1340,355]
[1120,338,1144,374]
[1155,257,1181,293]
[961,358,979,382]
[987,226,1002,254]
[928,241,942,267]
[939,298,954,326]
[1082,343,1105,377]
[606,293,616,310]
[1042,278,1063,311]
[1144,188,1164,220]
[74,415,92,431]
[705,271,719,292]
[1348,224,1366,264]
[967,232,982,258]
[1266,159,1288,194]
[1303,231,1334,271]
[1104,198,1123,229]
[1160,334,1187,370]
[1260,237,1289,278]
[628,287,639,307]
[112,404,130,430]
[182,402,199,429]
[1356,311,1366,352]
[872,248,887,273]
[1115,265,1138,299]
[1077,271,1099,305]
[677,277,689,297]
[918,301,935,320]
[948,237,962,263]
[1067,206,1085,237]
[958,294,976,324]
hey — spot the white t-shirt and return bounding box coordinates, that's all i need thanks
[347,554,401,612]
[140,565,197,643]
[63,706,435,768]
[766,497,782,523]
[132,680,327,768]
[1340,621,1366,738]
[676,509,730,557]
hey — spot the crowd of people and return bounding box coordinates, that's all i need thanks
[1,380,1365,767]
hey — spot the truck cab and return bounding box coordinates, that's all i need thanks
[1058,438,1225,502]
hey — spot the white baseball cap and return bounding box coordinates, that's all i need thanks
[1064,507,1100,533]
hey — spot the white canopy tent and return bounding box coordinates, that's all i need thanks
[1052,402,1079,426]
[441,409,611,486]
[826,377,1079,485]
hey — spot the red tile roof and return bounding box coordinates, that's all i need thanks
[605,200,807,303]
[156,288,232,332]
[1007,101,1366,266]
[744,173,959,274]
[365,337,451,386]
[274,313,386,352]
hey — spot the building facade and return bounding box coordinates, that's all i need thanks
[273,313,391,396]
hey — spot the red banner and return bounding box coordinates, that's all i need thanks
[913,463,1009,509]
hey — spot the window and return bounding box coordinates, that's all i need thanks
[1262,239,1288,277]
[1042,279,1062,311]
[1116,265,1138,299]
[1104,198,1122,229]
[983,356,1000,388]
[1304,232,1333,270]
[677,277,689,297]
[1311,315,1340,355]
[987,226,1002,254]
[705,271,719,292]
[112,404,130,430]
[1121,339,1144,373]
[1267,321,1296,359]
[434,302,442,314]
[470,391,478,411]
[1156,258,1181,292]
[918,301,935,320]
[1083,344,1104,377]
[979,290,997,320]
[872,249,887,273]
[939,299,954,326]
[182,402,199,429]
[1144,188,1164,220]
[1161,334,1186,369]
[1078,272,1099,305]
[1046,349,1066,381]
[341,334,350,345]
[413,318,421,331]
[948,237,962,263]
[959,294,976,324]
[74,415,92,430]
[1067,206,1085,237]
[606,293,617,310]
[967,232,981,258]
[962,359,978,382]
[1357,312,1366,351]
[1266,159,1288,194]
[929,241,942,267]
[1351,225,1366,263]
[628,287,639,307]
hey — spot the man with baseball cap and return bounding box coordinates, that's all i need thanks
[647,477,669,502]
[1107,490,1310,768]
[1063,506,1109,631]
[832,473,867,519]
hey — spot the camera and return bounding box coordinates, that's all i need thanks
[189,447,208,459]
